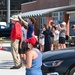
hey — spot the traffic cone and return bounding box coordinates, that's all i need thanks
[0,43,4,50]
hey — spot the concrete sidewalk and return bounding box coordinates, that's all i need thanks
[0,50,25,75]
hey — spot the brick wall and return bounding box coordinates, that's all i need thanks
[37,0,69,9]
[21,0,69,12]
[21,1,37,12]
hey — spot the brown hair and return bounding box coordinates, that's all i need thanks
[29,17,36,24]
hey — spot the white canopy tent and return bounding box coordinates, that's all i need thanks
[18,5,75,18]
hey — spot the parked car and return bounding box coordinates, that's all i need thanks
[0,23,13,37]
[42,48,75,75]
[0,22,6,26]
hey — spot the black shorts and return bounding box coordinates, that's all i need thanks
[59,37,65,44]
[18,41,27,54]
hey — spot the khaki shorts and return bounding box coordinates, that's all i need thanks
[54,40,59,45]
[51,37,54,44]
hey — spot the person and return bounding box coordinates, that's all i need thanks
[18,18,27,66]
[10,15,22,69]
[18,16,36,39]
[49,20,55,50]
[53,25,60,50]
[42,25,53,52]
[71,25,75,45]
[23,37,42,75]
[58,22,66,49]
[39,25,45,52]
[72,25,75,35]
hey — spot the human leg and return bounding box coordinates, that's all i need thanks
[10,40,21,69]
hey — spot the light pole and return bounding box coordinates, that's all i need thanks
[7,0,10,24]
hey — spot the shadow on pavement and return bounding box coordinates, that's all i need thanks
[4,47,11,52]
[0,60,14,69]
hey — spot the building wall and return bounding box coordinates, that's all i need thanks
[69,0,75,5]
[21,1,37,12]
[69,0,75,21]
[69,0,75,35]
[21,0,69,12]
[37,0,69,9]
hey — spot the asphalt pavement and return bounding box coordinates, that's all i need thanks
[0,37,25,75]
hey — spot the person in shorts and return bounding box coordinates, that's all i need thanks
[53,25,60,50]
[58,22,66,49]
[49,19,55,50]
[18,18,28,66]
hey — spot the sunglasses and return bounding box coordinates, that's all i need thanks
[27,42,31,44]
[50,22,54,24]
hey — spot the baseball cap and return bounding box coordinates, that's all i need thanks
[26,37,37,46]
[61,22,66,26]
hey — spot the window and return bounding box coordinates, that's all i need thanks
[40,17,46,29]
[52,12,64,22]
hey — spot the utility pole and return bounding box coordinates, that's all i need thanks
[7,0,10,24]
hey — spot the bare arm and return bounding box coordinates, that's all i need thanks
[58,25,64,31]
[18,16,28,28]
[24,51,33,68]
[39,34,44,38]
[19,36,23,49]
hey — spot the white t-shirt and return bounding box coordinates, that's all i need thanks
[54,30,59,41]
[39,37,44,45]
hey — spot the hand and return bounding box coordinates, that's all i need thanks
[18,16,22,21]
